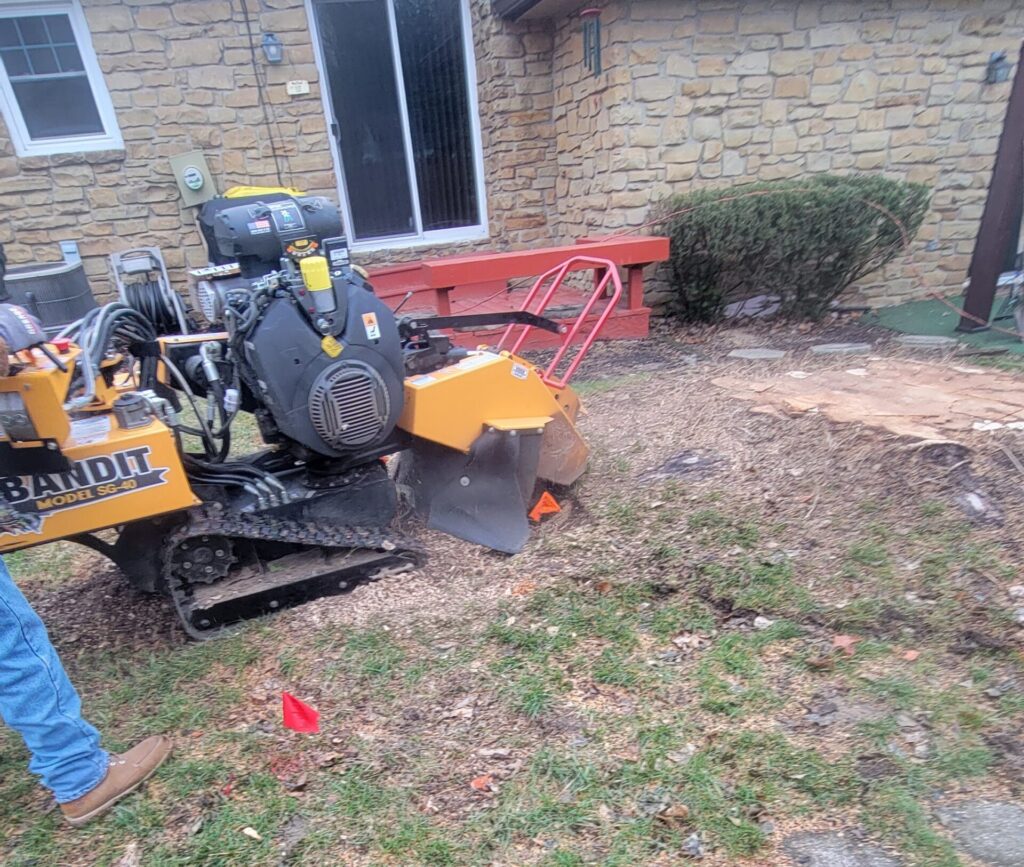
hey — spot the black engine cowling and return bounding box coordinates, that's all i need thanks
[240,271,405,460]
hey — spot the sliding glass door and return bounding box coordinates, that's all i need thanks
[312,0,486,247]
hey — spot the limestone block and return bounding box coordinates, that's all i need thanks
[739,11,793,35]
[810,24,858,47]
[778,76,811,99]
[730,52,771,76]
[770,51,814,75]
[845,70,880,102]
[84,5,134,32]
[701,11,737,34]
[667,55,696,78]
[692,116,724,141]
[851,131,891,152]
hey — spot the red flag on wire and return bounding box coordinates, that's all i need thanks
[281,692,320,733]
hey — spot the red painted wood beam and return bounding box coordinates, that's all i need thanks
[418,236,669,288]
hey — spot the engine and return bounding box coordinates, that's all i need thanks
[190,195,406,462]
[238,260,405,459]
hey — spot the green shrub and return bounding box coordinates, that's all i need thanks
[656,174,930,322]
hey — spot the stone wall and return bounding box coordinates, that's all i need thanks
[1,0,1020,312]
[0,0,557,297]
[549,0,1024,310]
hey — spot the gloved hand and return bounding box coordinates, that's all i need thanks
[0,304,46,378]
[0,304,44,354]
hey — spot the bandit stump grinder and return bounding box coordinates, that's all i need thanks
[0,192,619,638]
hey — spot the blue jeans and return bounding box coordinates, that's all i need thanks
[0,557,108,802]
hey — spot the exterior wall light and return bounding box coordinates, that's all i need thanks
[986,51,1012,85]
[262,32,285,64]
[581,8,602,77]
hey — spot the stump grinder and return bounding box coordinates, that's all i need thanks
[0,192,607,637]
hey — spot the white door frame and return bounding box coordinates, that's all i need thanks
[305,0,489,253]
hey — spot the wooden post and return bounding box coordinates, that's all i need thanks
[627,266,645,310]
[960,41,1024,331]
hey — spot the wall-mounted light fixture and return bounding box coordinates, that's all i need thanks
[261,32,284,64]
[986,51,1012,84]
[581,8,602,77]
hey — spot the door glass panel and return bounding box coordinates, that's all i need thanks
[314,0,415,241]
[394,0,478,231]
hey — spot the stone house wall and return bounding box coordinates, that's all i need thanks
[0,0,557,296]
[550,0,1024,310]
[0,0,1020,311]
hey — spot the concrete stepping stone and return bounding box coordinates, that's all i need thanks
[934,800,1024,867]
[728,348,787,360]
[783,831,902,866]
[894,334,958,349]
[809,343,873,356]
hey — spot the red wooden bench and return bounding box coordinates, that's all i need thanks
[366,235,669,348]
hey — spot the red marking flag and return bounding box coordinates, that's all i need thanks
[282,692,320,733]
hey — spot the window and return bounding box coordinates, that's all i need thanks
[0,0,121,157]
[310,0,487,248]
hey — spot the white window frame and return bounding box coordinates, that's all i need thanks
[0,0,122,157]
[307,0,488,252]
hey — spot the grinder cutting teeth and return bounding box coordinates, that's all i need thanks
[0,191,604,637]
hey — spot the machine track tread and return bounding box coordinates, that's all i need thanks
[163,504,424,639]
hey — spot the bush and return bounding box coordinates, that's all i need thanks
[656,174,930,322]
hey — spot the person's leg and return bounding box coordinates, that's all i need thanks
[0,557,108,802]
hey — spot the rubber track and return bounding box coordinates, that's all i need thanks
[162,504,424,639]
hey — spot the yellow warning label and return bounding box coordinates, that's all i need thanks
[362,312,381,341]
[321,335,343,358]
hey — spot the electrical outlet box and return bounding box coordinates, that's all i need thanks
[169,150,217,207]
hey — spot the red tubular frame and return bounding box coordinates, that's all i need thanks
[496,255,623,389]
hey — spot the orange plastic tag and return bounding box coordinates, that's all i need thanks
[529,491,561,522]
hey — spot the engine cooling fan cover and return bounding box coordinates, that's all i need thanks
[308,359,391,449]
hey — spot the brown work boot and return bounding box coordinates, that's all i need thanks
[60,735,172,828]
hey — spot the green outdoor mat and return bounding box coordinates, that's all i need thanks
[868,294,1024,355]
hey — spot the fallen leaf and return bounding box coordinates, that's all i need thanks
[832,634,862,656]
[614,746,641,762]
[477,748,512,759]
[470,774,494,792]
[511,580,536,597]
[672,633,708,653]
[901,649,920,661]
[241,827,262,841]
[658,804,691,827]
[285,774,309,791]
[806,654,834,671]
[595,580,613,595]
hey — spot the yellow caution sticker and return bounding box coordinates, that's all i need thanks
[321,335,343,358]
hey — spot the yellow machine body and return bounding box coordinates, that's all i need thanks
[397,350,588,486]
[0,348,199,552]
